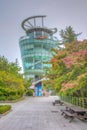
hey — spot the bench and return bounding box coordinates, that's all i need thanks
[76,114,87,121]
[53,100,64,106]
[61,110,76,122]
[65,105,87,121]
[61,108,87,122]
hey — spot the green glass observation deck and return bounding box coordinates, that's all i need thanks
[19,15,58,79]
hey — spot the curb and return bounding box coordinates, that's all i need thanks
[0,109,12,117]
[0,97,25,103]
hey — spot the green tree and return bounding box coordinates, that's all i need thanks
[0,56,25,100]
[60,26,82,44]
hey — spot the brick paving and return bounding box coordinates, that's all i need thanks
[0,96,87,130]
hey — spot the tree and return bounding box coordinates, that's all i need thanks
[0,56,25,100]
[0,56,9,71]
[45,39,87,97]
[60,26,82,44]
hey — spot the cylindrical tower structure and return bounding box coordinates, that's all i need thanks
[19,15,58,78]
[19,15,58,96]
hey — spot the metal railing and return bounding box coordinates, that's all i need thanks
[60,96,87,108]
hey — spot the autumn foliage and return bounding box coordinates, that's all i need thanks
[46,40,87,97]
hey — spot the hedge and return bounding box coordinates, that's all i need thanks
[0,105,11,114]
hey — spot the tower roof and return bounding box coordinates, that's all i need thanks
[21,15,57,34]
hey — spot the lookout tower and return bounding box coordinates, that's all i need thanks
[19,15,58,96]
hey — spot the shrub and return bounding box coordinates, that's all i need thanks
[0,105,11,114]
[7,95,22,100]
[26,89,33,96]
[0,96,6,101]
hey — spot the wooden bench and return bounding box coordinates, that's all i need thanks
[66,105,87,121]
[53,100,64,106]
[61,106,87,122]
[61,110,76,122]
[76,114,87,121]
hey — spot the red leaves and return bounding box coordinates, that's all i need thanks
[51,58,58,63]
[63,57,74,68]
[61,82,78,91]
[63,50,87,68]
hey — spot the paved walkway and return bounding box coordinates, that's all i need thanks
[0,96,87,130]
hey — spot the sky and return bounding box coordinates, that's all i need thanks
[0,0,87,71]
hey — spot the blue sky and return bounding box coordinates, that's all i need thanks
[0,0,87,70]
